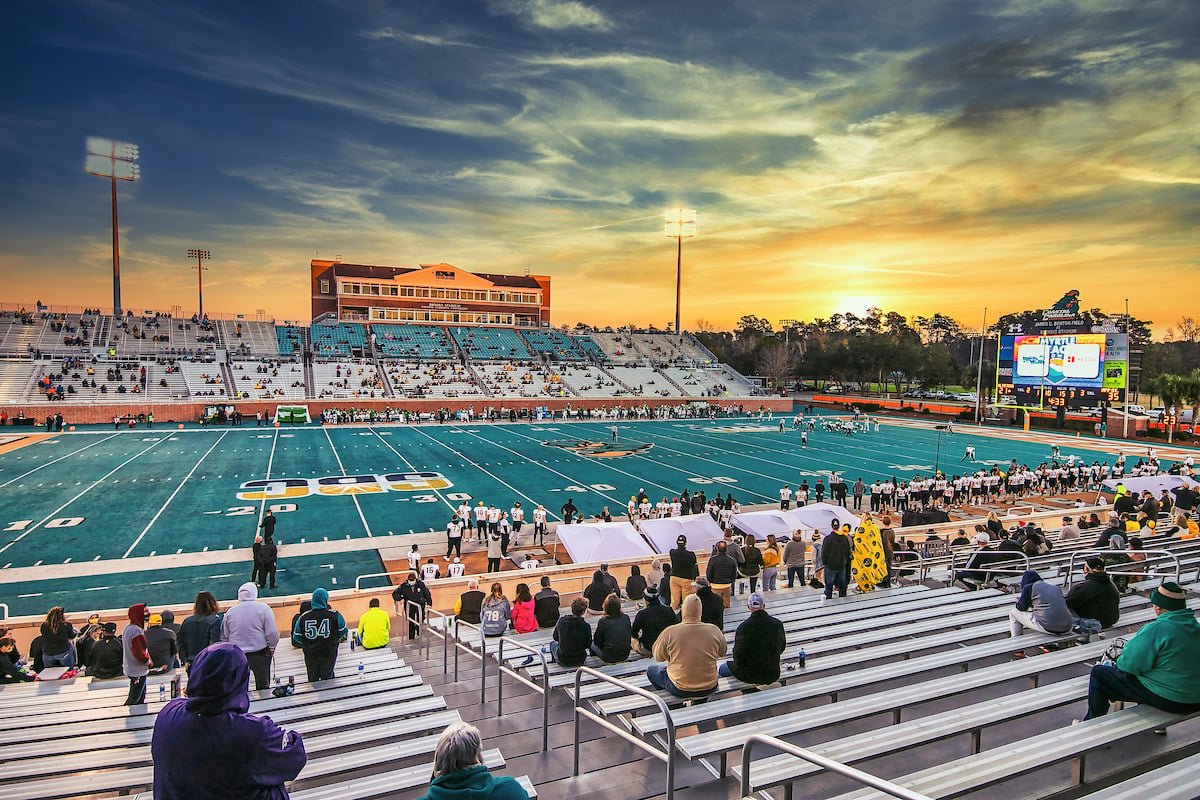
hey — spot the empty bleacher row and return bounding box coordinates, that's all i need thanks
[420,519,1200,799]
[0,637,535,800]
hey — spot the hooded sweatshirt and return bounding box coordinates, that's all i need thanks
[122,603,151,679]
[151,643,306,800]
[1116,607,1200,704]
[417,763,526,800]
[291,588,347,656]
[221,583,280,654]
[1014,571,1074,634]
[652,594,727,692]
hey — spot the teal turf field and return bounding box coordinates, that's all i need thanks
[0,414,1182,617]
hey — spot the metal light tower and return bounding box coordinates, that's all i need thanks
[780,319,798,346]
[664,208,697,337]
[85,138,140,316]
[187,249,212,317]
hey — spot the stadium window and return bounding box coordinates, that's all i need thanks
[435,270,455,280]
[370,285,380,295]
[320,279,330,294]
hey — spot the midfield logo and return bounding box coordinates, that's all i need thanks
[236,471,452,500]
[542,440,653,458]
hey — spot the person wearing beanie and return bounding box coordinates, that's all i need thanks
[1082,581,1200,722]
[719,594,787,688]
[291,587,348,682]
[690,577,725,629]
[151,643,306,800]
[1065,558,1121,629]
[121,603,152,705]
[145,613,178,670]
[669,535,699,611]
[646,594,726,699]
[1009,570,1074,639]
[631,585,677,657]
[221,583,279,691]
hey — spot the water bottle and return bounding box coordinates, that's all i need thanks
[159,683,166,703]
[350,634,356,652]
[357,660,364,680]
[798,648,807,668]
[286,675,295,696]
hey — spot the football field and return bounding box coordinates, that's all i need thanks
[0,413,1184,617]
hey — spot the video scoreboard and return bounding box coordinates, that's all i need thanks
[997,332,1127,408]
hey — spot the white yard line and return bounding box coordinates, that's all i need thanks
[257,427,281,527]
[322,427,373,537]
[0,433,121,489]
[0,436,171,556]
[122,431,229,558]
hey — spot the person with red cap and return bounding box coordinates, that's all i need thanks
[121,603,152,705]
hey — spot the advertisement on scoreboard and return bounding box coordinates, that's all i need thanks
[1011,333,1106,388]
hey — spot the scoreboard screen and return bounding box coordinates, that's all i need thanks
[998,332,1127,408]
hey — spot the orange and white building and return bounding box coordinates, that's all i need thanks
[311,260,551,328]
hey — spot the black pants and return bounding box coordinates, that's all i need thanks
[501,533,510,556]
[786,565,805,587]
[250,562,262,585]
[446,538,461,559]
[534,523,546,544]
[258,564,276,589]
[303,649,337,682]
[245,647,272,691]
[406,606,425,639]
[487,557,501,573]
[125,675,146,706]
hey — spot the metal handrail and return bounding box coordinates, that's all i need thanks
[495,637,551,752]
[739,734,934,800]
[0,603,8,621]
[420,606,451,674]
[890,550,926,582]
[452,618,486,683]
[573,666,678,800]
[1063,549,1181,590]
[356,569,417,591]
[948,548,1030,584]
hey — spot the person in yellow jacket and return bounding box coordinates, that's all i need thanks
[356,598,391,649]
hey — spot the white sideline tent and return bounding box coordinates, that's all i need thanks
[730,502,859,542]
[556,521,654,564]
[639,514,725,554]
[1099,474,1199,498]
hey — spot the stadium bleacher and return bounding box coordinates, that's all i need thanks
[309,322,367,358]
[449,326,533,361]
[311,360,384,399]
[523,328,585,361]
[228,360,307,400]
[371,323,456,360]
[383,359,483,398]
[276,324,303,356]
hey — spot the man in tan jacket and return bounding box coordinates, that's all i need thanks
[646,594,727,699]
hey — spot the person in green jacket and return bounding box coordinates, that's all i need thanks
[356,598,391,649]
[1082,580,1200,722]
[418,721,525,800]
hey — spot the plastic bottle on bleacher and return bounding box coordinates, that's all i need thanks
[287,675,295,696]
[798,648,807,668]
[159,683,166,703]
[357,660,364,679]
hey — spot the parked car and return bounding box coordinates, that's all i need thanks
[1125,405,1147,416]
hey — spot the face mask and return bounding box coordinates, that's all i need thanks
[408,579,416,585]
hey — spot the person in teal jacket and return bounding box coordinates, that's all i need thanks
[419,721,525,800]
[1083,580,1200,721]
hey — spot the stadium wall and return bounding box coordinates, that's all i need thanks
[4,396,792,425]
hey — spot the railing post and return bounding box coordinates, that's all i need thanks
[740,734,935,800]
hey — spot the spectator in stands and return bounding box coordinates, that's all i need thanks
[647,594,727,700]
[145,613,179,669]
[591,594,632,664]
[783,531,807,589]
[221,583,279,691]
[288,601,311,650]
[583,570,612,616]
[40,606,77,668]
[291,587,347,682]
[707,540,739,608]
[1081,581,1200,723]
[394,572,433,640]
[821,525,853,599]
[658,563,673,607]
[1009,570,1074,640]
[0,637,33,683]
[669,535,699,611]
[646,559,664,591]
[761,534,781,592]
[954,533,1005,590]
[480,582,512,637]
[357,598,391,649]
[598,563,620,597]
[417,721,525,800]
[551,598,592,667]
[455,579,486,625]
[152,643,307,800]
[511,583,538,634]
[122,603,152,705]
[631,585,676,657]
[950,529,972,547]
[720,593,787,688]
[1066,557,1121,631]
[625,564,648,603]
[178,592,221,672]
[691,577,725,629]
[740,534,764,593]
[533,577,561,629]
[87,623,124,679]
[1059,516,1082,541]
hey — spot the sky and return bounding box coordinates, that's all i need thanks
[1,0,1197,336]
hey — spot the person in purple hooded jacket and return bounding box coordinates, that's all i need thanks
[151,642,306,800]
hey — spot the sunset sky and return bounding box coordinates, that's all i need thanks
[2,1,1197,336]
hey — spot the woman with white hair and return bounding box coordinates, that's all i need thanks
[418,721,525,800]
